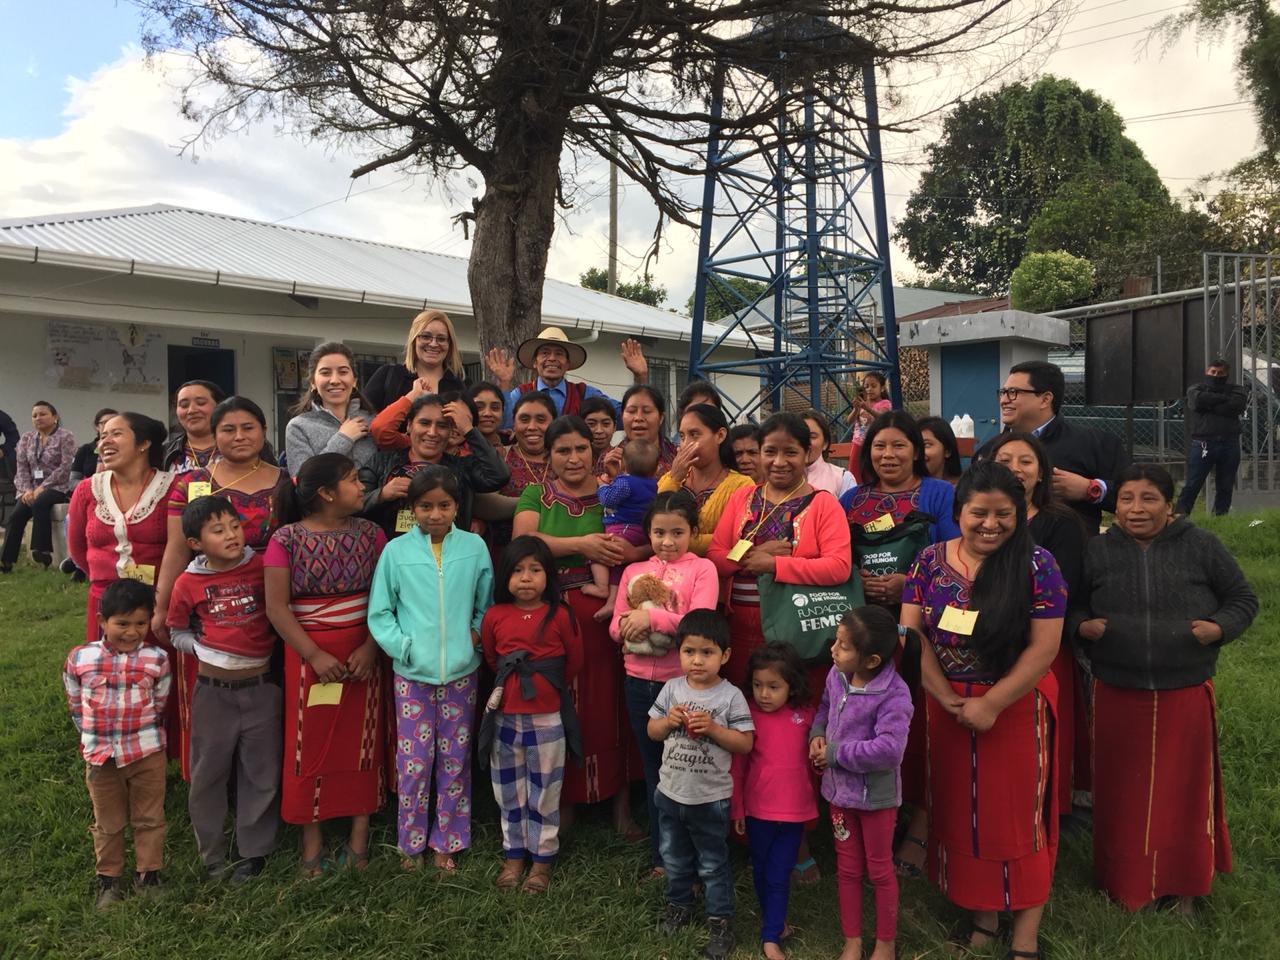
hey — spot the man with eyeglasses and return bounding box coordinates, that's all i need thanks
[485,326,649,429]
[982,360,1128,533]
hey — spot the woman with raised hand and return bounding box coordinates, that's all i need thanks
[364,309,467,413]
[901,460,1067,960]
[658,403,752,557]
[284,342,377,477]
[601,385,678,480]
[163,380,227,474]
[0,401,76,572]
[1078,464,1256,914]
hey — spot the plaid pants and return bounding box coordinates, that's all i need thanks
[489,712,566,862]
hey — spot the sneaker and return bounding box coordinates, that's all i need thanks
[229,856,266,887]
[71,568,87,583]
[59,557,77,575]
[31,550,52,569]
[134,870,163,897]
[661,902,695,936]
[95,875,123,910]
[703,917,735,960]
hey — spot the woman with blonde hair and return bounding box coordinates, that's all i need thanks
[365,309,468,413]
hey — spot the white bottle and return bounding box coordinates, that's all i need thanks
[959,413,974,438]
[950,414,964,437]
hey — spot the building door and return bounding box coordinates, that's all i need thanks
[168,345,236,403]
[940,342,1000,444]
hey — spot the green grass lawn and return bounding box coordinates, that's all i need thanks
[1,512,1277,959]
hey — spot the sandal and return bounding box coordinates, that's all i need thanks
[641,865,666,882]
[1005,951,1040,960]
[950,922,999,957]
[522,862,552,894]
[336,843,370,871]
[792,857,820,886]
[298,853,329,879]
[496,859,524,891]
[432,853,458,873]
[893,835,927,879]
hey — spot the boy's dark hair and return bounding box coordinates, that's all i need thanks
[408,464,462,504]
[1208,357,1230,374]
[181,495,240,542]
[621,438,660,477]
[98,578,155,619]
[677,608,731,651]
[1008,360,1065,414]
[747,642,810,706]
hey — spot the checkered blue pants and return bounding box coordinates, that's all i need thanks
[489,712,566,862]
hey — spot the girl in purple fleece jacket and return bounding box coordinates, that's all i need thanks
[809,607,920,960]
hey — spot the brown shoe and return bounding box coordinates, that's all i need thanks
[522,862,552,894]
[496,858,524,891]
[95,875,123,910]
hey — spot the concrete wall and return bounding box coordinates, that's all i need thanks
[0,262,756,447]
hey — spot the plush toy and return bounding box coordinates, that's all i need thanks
[622,573,677,657]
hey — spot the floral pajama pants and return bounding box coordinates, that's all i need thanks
[394,672,476,857]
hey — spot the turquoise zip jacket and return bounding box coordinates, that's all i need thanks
[368,525,493,685]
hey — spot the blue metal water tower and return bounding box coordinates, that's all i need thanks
[687,17,900,432]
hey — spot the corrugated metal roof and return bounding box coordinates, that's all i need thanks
[0,203,744,344]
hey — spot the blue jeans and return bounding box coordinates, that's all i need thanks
[746,817,804,944]
[655,790,734,919]
[623,676,666,866]
[1176,437,1241,516]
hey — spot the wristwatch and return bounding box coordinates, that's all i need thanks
[1086,479,1104,503]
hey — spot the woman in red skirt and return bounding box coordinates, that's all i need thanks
[901,460,1067,960]
[1077,464,1256,913]
[265,453,387,876]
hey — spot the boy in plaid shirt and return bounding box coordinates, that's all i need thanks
[64,579,170,909]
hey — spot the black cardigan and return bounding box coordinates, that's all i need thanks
[365,364,467,413]
[1077,518,1257,690]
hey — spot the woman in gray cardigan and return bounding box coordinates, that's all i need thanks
[284,342,378,478]
[1077,464,1256,915]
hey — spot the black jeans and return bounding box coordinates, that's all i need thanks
[1,487,69,564]
[1176,438,1241,516]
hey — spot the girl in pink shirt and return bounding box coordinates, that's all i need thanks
[609,490,719,874]
[730,643,818,960]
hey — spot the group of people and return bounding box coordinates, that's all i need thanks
[34,307,1260,960]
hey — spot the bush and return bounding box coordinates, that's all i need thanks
[1009,249,1095,312]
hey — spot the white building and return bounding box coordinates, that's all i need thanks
[0,204,759,449]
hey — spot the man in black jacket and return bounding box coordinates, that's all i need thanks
[980,360,1130,533]
[1174,358,1248,516]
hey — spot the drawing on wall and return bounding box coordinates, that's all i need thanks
[273,347,299,391]
[46,321,165,394]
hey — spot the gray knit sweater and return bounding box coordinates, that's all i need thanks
[1078,518,1257,690]
[284,399,377,478]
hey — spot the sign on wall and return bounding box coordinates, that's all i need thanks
[46,320,166,394]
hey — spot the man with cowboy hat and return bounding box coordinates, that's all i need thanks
[485,328,648,429]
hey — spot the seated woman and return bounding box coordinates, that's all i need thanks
[361,393,509,539]
[364,309,467,413]
[1077,464,1257,914]
[901,460,1067,960]
[918,415,963,486]
[0,401,76,572]
[285,342,378,477]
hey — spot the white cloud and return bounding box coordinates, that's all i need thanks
[0,5,1264,314]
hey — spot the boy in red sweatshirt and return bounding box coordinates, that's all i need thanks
[166,495,280,885]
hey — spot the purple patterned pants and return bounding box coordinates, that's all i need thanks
[393,671,476,857]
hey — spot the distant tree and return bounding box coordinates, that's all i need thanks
[140,1,1067,355]
[899,275,983,295]
[1157,1,1280,153]
[896,76,1168,295]
[1010,250,1095,313]
[580,267,668,308]
[1198,153,1280,254]
[686,276,770,324]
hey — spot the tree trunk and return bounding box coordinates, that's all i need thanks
[467,130,565,358]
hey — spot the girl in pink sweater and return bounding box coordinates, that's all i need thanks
[609,490,720,874]
[731,642,818,959]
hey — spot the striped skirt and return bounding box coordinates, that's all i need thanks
[281,593,386,824]
[1091,679,1230,911]
[927,673,1059,912]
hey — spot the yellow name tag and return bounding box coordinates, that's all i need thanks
[122,563,155,585]
[938,605,979,635]
[307,682,344,707]
[187,481,213,500]
[726,538,754,563]
[395,509,415,533]
[863,513,896,534]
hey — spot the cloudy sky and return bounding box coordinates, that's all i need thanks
[0,0,1260,309]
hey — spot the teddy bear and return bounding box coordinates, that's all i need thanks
[622,573,677,657]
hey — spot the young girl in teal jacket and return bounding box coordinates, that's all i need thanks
[369,466,493,871]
